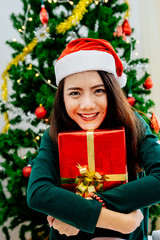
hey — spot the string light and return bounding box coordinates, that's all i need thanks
[35,73,40,77]
[69,1,74,5]
[95,0,99,5]
[17,79,22,83]
[18,29,23,33]
[39,133,44,137]
[12,38,17,42]
[48,0,52,3]
[28,17,33,21]
[34,67,57,89]
[22,4,32,42]
[36,136,40,140]
[47,79,51,84]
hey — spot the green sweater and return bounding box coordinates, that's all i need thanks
[27,113,160,240]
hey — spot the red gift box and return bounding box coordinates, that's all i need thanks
[58,128,128,196]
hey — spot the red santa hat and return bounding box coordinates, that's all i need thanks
[55,38,127,88]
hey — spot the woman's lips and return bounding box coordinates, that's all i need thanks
[78,113,99,121]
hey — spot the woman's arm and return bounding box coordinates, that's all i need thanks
[47,207,143,236]
[27,129,143,236]
[27,130,102,234]
[97,115,160,213]
[47,195,143,236]
[96,207,143,234]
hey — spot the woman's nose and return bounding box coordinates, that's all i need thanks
[80,95,96,110]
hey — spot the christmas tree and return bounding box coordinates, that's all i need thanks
[0,0,160,239]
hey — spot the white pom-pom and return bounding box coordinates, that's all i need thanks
[117,73,127,88]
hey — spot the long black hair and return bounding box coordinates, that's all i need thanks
[49,71,142,175]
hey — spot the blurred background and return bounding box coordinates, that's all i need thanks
[0,0,160,239]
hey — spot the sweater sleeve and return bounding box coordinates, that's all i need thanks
[97,113,160,213]
[27,129,102,234]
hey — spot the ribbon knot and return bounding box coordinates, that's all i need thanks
[75,164,108,196]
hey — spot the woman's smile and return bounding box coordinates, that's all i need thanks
[63,71,107,130]
[78,112,99,121]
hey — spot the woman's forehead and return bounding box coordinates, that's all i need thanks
[64,71,103,87]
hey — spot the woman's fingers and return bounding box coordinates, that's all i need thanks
[47,215,55,227]
[53,218,79,236]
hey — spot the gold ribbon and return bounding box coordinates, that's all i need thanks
[75,164,127,196]
[87,130,95,172]
[75,130,127,196]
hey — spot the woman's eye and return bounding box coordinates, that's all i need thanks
[69,91,80,96]
[94,89,106,94]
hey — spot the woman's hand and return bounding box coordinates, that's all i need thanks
[126,209,144,234]
[47,216,80,236]
[53,219,80,236]
[96,207,143,234]
[47,215,54,227]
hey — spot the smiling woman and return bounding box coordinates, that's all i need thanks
[63,71,107,131]
[27,38,160,240]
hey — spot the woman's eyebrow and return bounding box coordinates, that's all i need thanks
[90,84,105,89]
[67,84,105,91]
[67,87,82,91]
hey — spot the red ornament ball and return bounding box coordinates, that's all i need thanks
[122,19,132,36]
[40,5,49,25]
[22,165,32,178]
[143,76,153,89]
[127,96,136,106]
[35,106,47,119]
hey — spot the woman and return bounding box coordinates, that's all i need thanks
[27,38,160,240]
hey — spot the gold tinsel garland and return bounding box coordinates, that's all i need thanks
[56,0,94,34]
[1,38,38,133]
[124,0,130,19]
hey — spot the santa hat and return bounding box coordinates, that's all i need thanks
[55,38,127,88]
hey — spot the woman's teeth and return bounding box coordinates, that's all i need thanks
[80,113,97,118]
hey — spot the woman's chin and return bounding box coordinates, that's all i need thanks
[78,123,100,131]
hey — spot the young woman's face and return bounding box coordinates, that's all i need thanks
[63,71,107,130]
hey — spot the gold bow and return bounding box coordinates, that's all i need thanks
[75,164,109,196]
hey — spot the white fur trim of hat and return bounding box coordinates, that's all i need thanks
[55,38,127,88]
